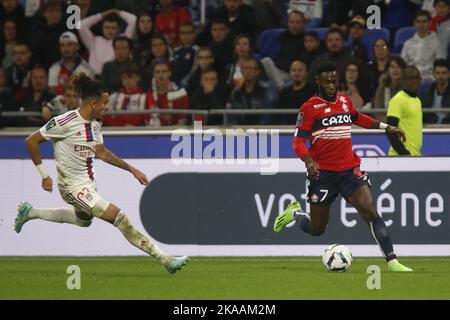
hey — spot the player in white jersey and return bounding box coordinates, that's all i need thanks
[14,74,188,274]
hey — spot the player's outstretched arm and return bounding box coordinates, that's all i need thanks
[25,131,53,192]
[95,144,149,185]
[352,112,407,141]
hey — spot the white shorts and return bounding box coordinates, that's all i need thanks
[60,185,110,218]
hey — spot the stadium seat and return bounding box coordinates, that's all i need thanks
[393,27,416,54]
[346,28,391,62]
[419,79,434,99]
[306,27,329,41]
[257,28,285,59]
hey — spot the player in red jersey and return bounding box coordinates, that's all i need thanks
[273,62,413,272]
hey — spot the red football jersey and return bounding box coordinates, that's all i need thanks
[294,94,361,171]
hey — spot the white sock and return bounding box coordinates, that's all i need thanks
[28,208,92,227]
[113,211,172,265]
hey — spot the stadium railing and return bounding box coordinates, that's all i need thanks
[2,108,450,127]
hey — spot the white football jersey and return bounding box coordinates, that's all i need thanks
[39,109,103,191]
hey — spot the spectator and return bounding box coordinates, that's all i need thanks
[421,59,450,123]
[386,66,423,156]
[5,41,32,101]
[339,60,371,110]
[188,0,222,23]
[0,66,14,126]
[171,22,199,84]
[42,79,80,121]
[207,17,233,74]
[308,28,354,83]
[401,10,440,80]
[155,0,191,48]
[260,10,307,88]
[182,46,218,96]
[276,60,316,124]
[348,15,368,65]
[299,30,326,68]
[79,8,137,75]
[230,57,277,125]
[101,36,133,92]
[373,56,407,118]
[325,0,368,35]
[366,38,391,98]
[226,34,275,90]
[48,31,94,96]
[430,0,449,32]
[211,0,258,42]
[31,0,67,69]
[248,0,284,32]
[0,0,25,26]
[133,11,154,68]
[147,59,189,126]
[140,33,171,90]
[288,0,322,26]
[436,2,450,60]
[189,68,227,125]
[13,65,53,126]
[1,19,19,69]
[103,62,149,127]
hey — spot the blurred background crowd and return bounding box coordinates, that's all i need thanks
[0,0,449,127]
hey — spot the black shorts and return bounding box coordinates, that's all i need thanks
[306,166,371,206]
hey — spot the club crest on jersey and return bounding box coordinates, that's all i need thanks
[296,112,304,126]
[310,194,319,203]
[45,119,56,131]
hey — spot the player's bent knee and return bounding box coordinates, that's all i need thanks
[74,210,93,227]
[100,203,121,224]
[91,197,112,218]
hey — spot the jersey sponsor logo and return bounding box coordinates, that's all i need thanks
[296,112,304,126]
[45,119,56,131]
[321,114,352,127]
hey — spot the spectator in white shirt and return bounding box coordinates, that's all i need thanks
[401,10,440,80]
[79,9,137,75]
[48,31,94,96]
[288,0,322,25]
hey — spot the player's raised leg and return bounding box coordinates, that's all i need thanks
[347,185,412,272]
[14,201,92,233]
[99,202,188,274]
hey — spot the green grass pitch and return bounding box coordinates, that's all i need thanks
[0,256,449,299]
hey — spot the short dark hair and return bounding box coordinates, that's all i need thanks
[43,0,62,12]
[152,58,171,72]
[415,9,432,21]
[103,14,120,24]
[326,27,345,41]
[14,40,31,50]
[180,21,195,29]
[434,0,449,7]
[316,61,338,76]
[387,56,407,70]
[433,59,449,70]
[288,9,305,20]
[119,62,140,76]
[72,73,106,101]
[211,17,229,27]
[113,36,132,49]
[201,67,218,77]
[305,30,319,41]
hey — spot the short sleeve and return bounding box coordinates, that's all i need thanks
[93,121,103,144]
[294,103,315,138]
[39,116,70,140]
[387,95,403,119]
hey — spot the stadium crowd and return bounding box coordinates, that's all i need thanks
[0,0,449,127]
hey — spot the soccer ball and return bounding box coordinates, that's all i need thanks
[322,244,353,272]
